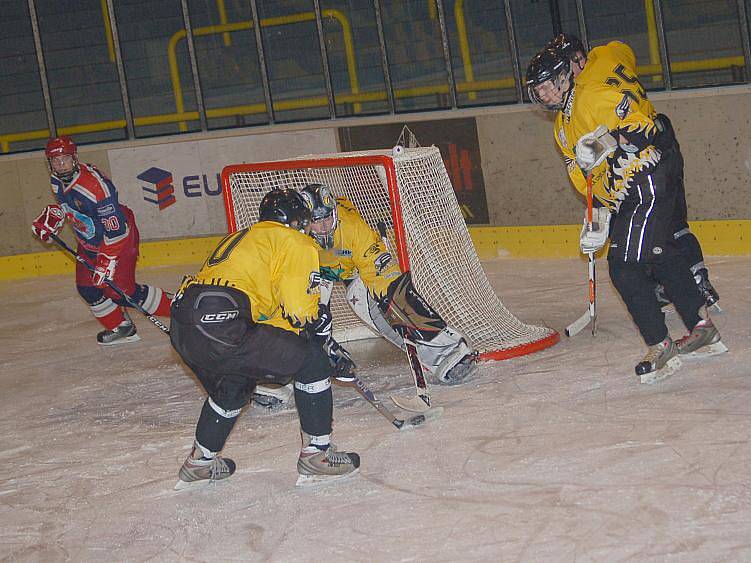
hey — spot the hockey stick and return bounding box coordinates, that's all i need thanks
[50,233,170,334]
[318,278,441,428]
[565,172,597,337]
[376,221,432,413]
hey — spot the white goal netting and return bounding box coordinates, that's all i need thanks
[221,146,558,360]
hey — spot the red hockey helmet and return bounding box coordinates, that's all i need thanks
[45,136,79,182]
[45,135,77,158]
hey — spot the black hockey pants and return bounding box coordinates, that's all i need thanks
[171,285,334,451]
[607,143,704,346]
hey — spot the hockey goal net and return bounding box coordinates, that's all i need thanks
[220,146,558,360]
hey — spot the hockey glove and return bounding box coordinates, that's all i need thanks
[304,303,333,345]
[324,338,356,382]
[31,204,66,243]
[580,207,611,254]
[92,253,117,287]
[575,125,618,172]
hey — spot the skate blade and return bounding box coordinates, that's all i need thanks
[709,302,723,314]
[295,468,360,488]
[173,477,226,491]
[398,406,444,430]
[98,334,141,346]
[390,395,431,413]
[681,341,729,361]
[640,357,682,385]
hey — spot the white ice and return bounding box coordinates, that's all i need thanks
[1,256,749,561]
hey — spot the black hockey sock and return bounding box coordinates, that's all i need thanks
[609,260,669,346]
[195,398,240,454]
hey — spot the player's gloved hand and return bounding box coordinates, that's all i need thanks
[31,204,66,243]
[580,207,611,254]
[92,253,117,287]
[305,303,333,345]
[575,125,618,172]
[324,337,356,382]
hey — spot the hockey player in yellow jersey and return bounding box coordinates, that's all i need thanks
[549,33,719,310]
[526,38,726,383]
[170,188,360,489]
[299,183,477,386]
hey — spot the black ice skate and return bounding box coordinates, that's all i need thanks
[676,318,728,360]
[96,310,140,346]
[175,445,236,490]
[296,444,360,487]
[635,337,681,384]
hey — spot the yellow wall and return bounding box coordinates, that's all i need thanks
[3,220,748,282]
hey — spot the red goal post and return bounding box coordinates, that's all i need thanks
[220,146,559,361]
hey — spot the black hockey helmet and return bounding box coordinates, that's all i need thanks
[525,47,572,111]
[300,183,338,249]
[258,188,312,231]
[549,32,586,61]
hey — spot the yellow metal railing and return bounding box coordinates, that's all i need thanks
[169,10,361,131]
[1,1,747,153]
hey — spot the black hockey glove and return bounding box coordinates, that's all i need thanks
[304,303,333,345]
[324,338,356,383]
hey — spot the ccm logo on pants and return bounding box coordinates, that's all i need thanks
[200,310,240,323]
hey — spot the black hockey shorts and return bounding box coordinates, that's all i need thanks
[170,284,331,411]
[608,148,682,264]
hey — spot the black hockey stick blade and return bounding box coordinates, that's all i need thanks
[394,406,444,430]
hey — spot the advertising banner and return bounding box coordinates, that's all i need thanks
[338,118,490,224]
[107,129,337,240]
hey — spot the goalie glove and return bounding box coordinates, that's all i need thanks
[575,125,618,172]
[580,207,611,254]
[31,204,66,243]
[92,253,117,287]
[323,338,356,383]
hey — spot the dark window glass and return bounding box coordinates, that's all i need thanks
[37,0,127,145]
[256,0,330,122]
[115,0,200,136]
[662,0,746,88]
[380,0,450,112]
[445,0,517,107]
[187,0,269,129]
[0,2,47,154]
[320,1,389,116]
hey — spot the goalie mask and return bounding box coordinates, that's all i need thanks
[258,188,312,232]
[45,136,79,183]
[525,48,573,112]
[300,183,338,249]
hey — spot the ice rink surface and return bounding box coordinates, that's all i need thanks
[1,256,749,562]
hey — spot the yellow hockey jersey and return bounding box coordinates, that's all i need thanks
[318,198,402,299]
[183,221,321,332]
[554,41,661,209]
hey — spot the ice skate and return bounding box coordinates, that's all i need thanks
[96,310,140,346]
[252,383,294,410]
[175,446,236,491]
[635,337,681,384]
[694,268,721,311]
[676,318,728,360]
[296,444,360,488]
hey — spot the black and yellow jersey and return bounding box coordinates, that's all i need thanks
[317,197,402,299]
[554,41,661,209]
[181,221,321,332]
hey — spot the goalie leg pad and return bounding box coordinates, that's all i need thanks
[380,272,446,341]
[345,277,404,351]
[414,327,477,385]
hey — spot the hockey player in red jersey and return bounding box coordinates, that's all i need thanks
[31,136,171,345]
